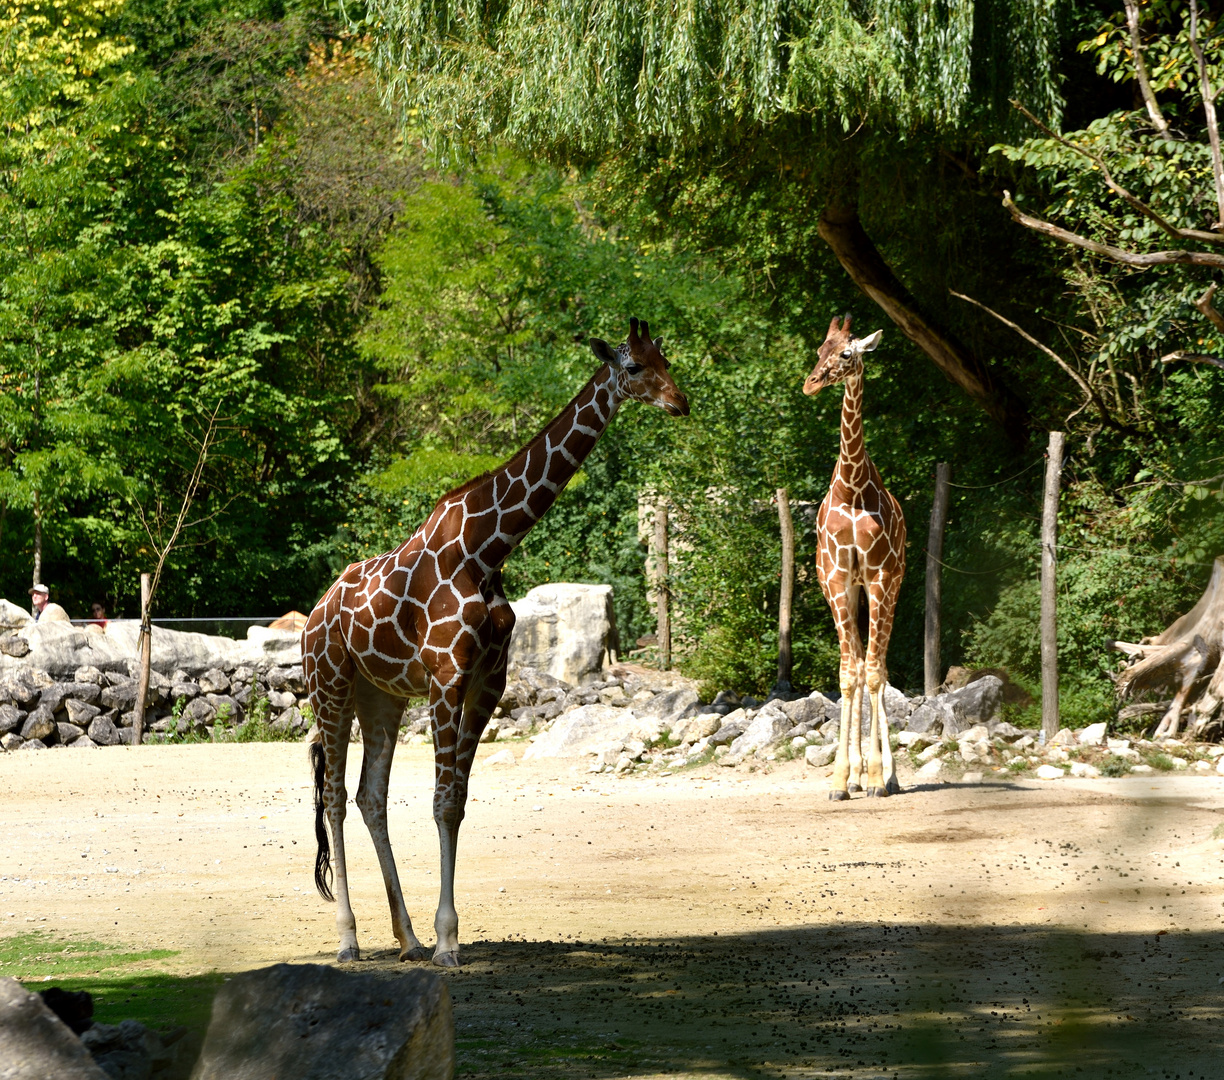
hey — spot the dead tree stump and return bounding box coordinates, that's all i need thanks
[1111,556,1224,739]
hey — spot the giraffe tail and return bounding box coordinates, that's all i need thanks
[310,738,335,902]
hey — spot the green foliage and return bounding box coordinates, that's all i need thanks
[364,0,1062,160]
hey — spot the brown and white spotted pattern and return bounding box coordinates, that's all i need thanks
[804,315,907,800]
[302,319,688,967]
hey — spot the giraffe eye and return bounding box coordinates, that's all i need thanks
[841,350,852,359]
[624,363,643,375]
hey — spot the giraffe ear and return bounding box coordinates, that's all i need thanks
[855,330,883,353]
[590,338,622,366]
[652,336,664,353]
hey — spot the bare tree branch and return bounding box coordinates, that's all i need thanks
[1001,190,1224,268]
[949,289,1134,433]
[1188,0,1224,229]
[1010,99,1224,245]
[1159,350,1224,369]
[1124,0,1172,138]
[1195,282,1224,334]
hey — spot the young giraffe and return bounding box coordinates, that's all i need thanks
[803,315,906,799]
[302,318,688,966]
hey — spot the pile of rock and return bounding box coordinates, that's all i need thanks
[0,661,309,750]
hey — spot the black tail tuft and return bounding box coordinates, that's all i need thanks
[311,739,334,902]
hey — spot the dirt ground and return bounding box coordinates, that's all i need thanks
[2,742,1223,1079]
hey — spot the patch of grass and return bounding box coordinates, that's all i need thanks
[1211,822,1224,840]
[1144,751,1177,772]
[1006,757,1032,774]
[1099,755,1133,778]
[0,931,177,978]
[0,931,219,1035]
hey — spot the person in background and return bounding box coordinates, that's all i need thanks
[86,602,109,633]
[29,584,70,623]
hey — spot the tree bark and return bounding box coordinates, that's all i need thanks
[818,187,1030,445]
[133,572,152,746]
[924,463,951,697]
[775,487,795,692]
[31,490,41,588]
[653,503,670,671]
[1040,432,1064,742]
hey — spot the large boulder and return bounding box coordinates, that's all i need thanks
[522,704,641,759]
[0,976,109,1079]
[907,677,1003,736]
[727,704,792,760]
[190,963,452,1080]
[0,620,301,680]
[635,687,699,728]
[0,599,32,630]
[508,584,616,687]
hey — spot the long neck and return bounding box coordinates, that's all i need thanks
[466,366,623,573]
[831,372,872,495]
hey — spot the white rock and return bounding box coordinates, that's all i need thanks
[1169,756,1189,770]
[917,742,943,763]
[484,749,516,767]
[1217,758,1224,776]
[508,583,616,687]
[523,704,641,759]
[959,724,990,743]
[1035,764,1065,780]
[1192,759,1212,772]
[804,743,837,769]
[1205,746,1224,758]
[1078,722,1108,745]
[915,758,944,779]
[727,706,791,759]
[1069,761,1100,778]
[1132,764,1155,774]
[1106,738,1131,751]
[0,599,32,629]
[961,771,984,784]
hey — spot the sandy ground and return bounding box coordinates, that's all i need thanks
[2,742,1223,1078]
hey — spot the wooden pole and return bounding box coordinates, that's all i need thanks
[133,572,152,746]
[775,487,795,691]
[654,501,671,671]
[924,463,952,696]
[1041,432,1065,742]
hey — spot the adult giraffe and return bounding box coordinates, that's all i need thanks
[302,318,688,966]
[804,315,906,799]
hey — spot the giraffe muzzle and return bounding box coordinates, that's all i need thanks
[663,393,690,417]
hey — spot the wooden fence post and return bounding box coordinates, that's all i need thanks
[775,487,795,692]
[654,502,671,671]
[1041,432,1065,742]
[924,463,952,696]
[133,572,152,746]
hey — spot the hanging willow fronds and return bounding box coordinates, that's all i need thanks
[357,0,1062,160]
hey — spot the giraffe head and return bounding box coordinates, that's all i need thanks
[803,314,883,396]
[591,318,690,416]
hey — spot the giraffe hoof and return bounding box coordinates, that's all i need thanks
[432,951,461,968]
[866,786,890,798]
[400,945,429,963]
[847,783,862,794]
[828,790,851,802]
[886,777,902,795]
[337,946,361,963]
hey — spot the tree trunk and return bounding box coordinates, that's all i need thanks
[1040,432,1064,743]
[818,184,1030,445]
[924,463,951,696]
[32,490,41,588]
[775,487,795,692]
[653,503,670,671]
[1113,556,1224,738]
[132,573,152,746]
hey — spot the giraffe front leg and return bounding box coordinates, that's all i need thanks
[826,582,865,802]
[353,675,427,962]
[846,663,866,793]
[428,673,468,968]
[865,576,903,796]
[864,679,888,797]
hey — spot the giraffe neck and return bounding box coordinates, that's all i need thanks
[832,372,873,496]
[461,366,623,573]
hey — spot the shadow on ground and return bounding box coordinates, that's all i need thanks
[350,923,1223,1079]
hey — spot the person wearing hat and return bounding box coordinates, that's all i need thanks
[29,584,70,624]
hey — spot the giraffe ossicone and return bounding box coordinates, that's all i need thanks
[301,318,688,966]
[805,314,907,800]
